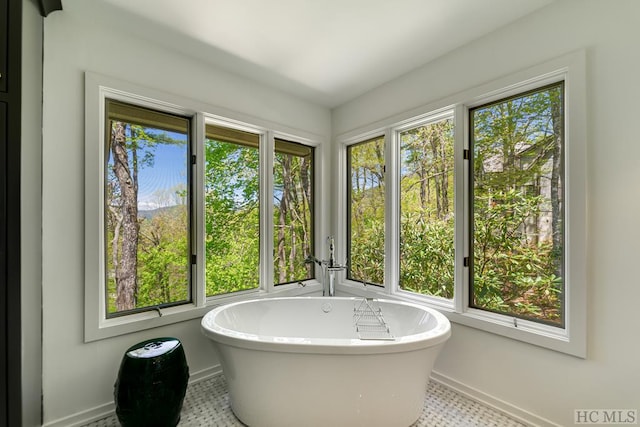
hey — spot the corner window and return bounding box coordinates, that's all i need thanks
[347,136,385,286]
[85,73,322,341]
[469,82,565,326]
[338,51,586,356]
[273,138,315,285]
[105,99,192,316]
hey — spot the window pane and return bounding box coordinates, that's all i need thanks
[399,118,454,298]
[105,99,191,316]
[470,82,564,326]
[347,136,385,285]
[205,125,260,296]
[273,139,314,285]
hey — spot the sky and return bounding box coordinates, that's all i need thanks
[124,130,189,211]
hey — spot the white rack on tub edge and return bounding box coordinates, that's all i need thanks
[353,298,394,340]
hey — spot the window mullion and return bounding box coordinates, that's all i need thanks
[455,104,468,314]
[261,130,275,292]
[335,142,348,287]
[194,112,206,307]
[385,127,398,295]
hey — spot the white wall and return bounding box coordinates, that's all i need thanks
[333,0,640,425]
[40,1,331,424]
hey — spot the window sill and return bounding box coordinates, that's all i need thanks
[84,281,323,342]
[86,277,584,359]
[338,281,585,358]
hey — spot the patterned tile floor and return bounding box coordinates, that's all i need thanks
[85,373,527,426]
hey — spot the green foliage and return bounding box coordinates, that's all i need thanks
[350,217,385,284]
[399,214,454,298]
[349,137,385,284]
[472,190,562,321]
[273,146,314,284]
[399,119,454,297]
[107,205,191,312]
[205,209,260,295]
[136,206,189,307]
[205,139,260,295]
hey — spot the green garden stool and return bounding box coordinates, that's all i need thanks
[114,337,189,427]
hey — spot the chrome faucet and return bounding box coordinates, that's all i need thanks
[304,236,347,297]
[328,236,335,267]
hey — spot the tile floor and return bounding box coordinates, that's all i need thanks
[85,373,527,426]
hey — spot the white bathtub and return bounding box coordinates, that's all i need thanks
[201,296,451,427]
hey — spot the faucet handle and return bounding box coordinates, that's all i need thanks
[304,255,322,266]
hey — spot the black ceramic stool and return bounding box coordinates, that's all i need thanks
[114,337,189,427]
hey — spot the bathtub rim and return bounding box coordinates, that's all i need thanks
[201,296,451,355]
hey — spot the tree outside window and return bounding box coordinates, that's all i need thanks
[347,136,385,285]
[399,118,455,299]
[273,139,314,285]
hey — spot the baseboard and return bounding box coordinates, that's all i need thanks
[42,402,116,427]
[42,365,223,427]
[188,364,223,384]
[430,370,561,427]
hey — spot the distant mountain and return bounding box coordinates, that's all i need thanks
[138,205,183,220]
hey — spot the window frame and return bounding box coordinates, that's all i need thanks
[467,80,566,328]
[395,110,456,302]
[103,98,194,318]
[84,73,325,342]
[337,51,586,357]
[272,137,317,287]
[202,120,264,299]
[346,135,387,287]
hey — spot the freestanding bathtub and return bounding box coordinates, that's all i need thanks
[201,297,451,427]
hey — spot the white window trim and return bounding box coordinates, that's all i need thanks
[336,50,587,358]
[84,72,326,342]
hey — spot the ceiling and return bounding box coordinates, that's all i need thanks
[99,0,554,108]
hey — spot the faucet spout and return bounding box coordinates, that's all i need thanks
[323,237,347,296]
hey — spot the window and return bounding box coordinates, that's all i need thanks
[205,125,260,296]
[204,130,316,294]
[469,82,565,326]
[339,52,586,356]
[347,136,385,285]
[105,99,192,316]
[85,73,321,341]
[273,138,315,285]
[399,117,455,299]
